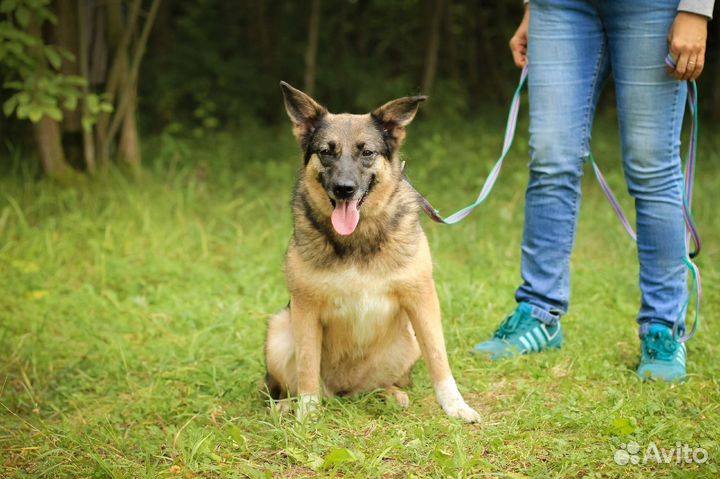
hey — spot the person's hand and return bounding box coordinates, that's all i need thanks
[509,4,530,68]
[667,12,709,81]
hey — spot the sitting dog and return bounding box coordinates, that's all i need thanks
[264,81,480,423]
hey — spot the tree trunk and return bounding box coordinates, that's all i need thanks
[54,0,81,132]
[27,18,73,178]
[96,0,141,164]
[445,0,460,82]
[467,2,479,92]
[303,0,320,96]
[118,84,141,167]
[77,0,96,173]
[53,0,85,168]
[421,0,444,95]
[33,117,72,179]
[101,0,161,167]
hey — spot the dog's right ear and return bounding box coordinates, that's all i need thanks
[280,81,327,145]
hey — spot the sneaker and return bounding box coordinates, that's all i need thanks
[637,324,687,382]
[472,302,563,360]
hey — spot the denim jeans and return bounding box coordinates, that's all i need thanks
[515,0,688,335]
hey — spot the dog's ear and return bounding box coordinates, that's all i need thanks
[280,81,327,145]
[371,96,427,152]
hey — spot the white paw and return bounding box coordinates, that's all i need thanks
[435,377,481,423]
[295,394,320,422]
[443,402,481,423]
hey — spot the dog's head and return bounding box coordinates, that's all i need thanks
[280,81,425,236]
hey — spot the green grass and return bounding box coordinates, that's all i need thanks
[1,114,719,478]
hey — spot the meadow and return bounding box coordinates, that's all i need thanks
[1,112,719,478]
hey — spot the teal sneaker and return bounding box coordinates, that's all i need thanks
[637,324,687,382]
[472,303,563,360]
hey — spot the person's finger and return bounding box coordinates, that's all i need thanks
[509,36,527,68]
[683,53,698,80]
[673,51,690,80]
[690,50,705,81]
[511,48,526,68]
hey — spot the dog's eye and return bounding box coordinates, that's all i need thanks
[361,150,374,158]
[319,148,332,156]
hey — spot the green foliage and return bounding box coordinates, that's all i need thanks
[140,0,527,131]
[0,0,111,127]
[0,117,719,477]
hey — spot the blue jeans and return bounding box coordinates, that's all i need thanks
[516,0,688,335]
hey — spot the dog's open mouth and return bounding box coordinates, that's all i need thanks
[329,189,368,236]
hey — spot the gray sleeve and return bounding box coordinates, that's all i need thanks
[678,0,715,18]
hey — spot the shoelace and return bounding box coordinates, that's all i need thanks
[642,333,678,362]
[494,310,527,338]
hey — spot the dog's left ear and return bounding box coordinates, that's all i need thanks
[280,81,327,147]
[371,96,427,152]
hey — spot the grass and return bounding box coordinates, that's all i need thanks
[1,112,719,478]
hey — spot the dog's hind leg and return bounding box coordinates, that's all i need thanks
[265,308,297,399]
[384,386,410,409]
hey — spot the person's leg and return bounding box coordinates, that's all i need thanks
[515,0,610,320]
[602,0,689,380]
[474,0,610,359]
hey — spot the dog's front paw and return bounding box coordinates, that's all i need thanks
[443,402,481,423]
[295,394,320,422]
[435,377,481,423]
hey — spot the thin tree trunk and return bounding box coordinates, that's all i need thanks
[118,84,141,166]
[304,0,320,96]
[445,0,460,82]
[421,0,444,95]
[77,0,96,173]
[467,3,479,92]
[96,0,141,164]
[253,0,273,74]
[54,0,85,168]
[105,0,162,166]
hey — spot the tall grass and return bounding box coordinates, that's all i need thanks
[1,113,718,477]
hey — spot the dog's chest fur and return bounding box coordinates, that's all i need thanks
[316,265,402,349]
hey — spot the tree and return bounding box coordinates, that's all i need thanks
[1,0,160,179]
[421,0,444,96]
[1,0,84,179]
[97,0,162,168]
[303,0,320,96]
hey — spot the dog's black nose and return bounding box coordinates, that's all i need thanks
[332,182,357,200]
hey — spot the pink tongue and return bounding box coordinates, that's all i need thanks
[331,200,360,235]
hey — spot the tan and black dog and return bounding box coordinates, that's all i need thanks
[264,82,480,422]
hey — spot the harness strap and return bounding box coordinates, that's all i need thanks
[408,59,702,342]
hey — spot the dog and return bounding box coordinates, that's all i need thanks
[263,81,480,423]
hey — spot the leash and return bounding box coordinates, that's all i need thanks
[407,67,528,224]
[407,58,701,342]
